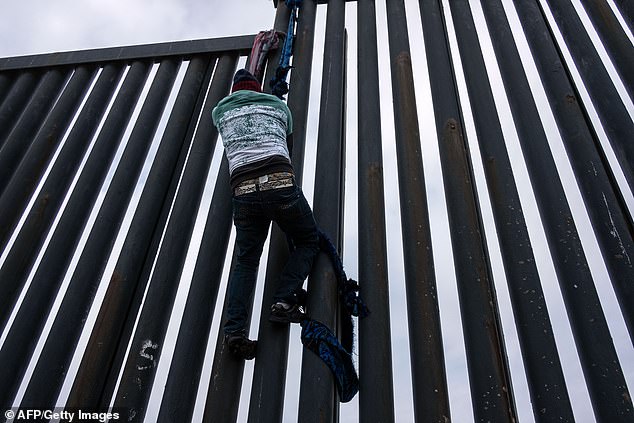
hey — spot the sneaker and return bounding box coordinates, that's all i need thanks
[225,332,257,360]
[269,301,308,324]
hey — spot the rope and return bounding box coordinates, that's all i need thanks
[317,230,370,320]
[270,0,303,99]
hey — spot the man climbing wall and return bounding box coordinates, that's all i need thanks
[212,69,320,360]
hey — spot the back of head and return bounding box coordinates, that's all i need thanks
[232,69,262,93]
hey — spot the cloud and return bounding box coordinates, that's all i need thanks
[0,0,275,57]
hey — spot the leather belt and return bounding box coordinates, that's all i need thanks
[234,172,294,196]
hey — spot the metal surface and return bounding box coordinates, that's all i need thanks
[203,247,247,423]
[538,0,634,193]
[511,0,634,344]
[448,0,574,420]
[384,0,451,421]
[0,0,631,420]
[111,55,229,421]
[357,1,395,422]
[417,0,517,420]
[481,0,633,419]
[0,61,151,335]
[298,0,346,421]
[0,64,101,249]
[0,67,70,194]
[576,0,633,100]
[0,35,254,71]
[0,59,177,411]
[612,0,634,34]
[157,159,233,423]
[0,72,15,105]
[0,70,42,147]
[65,54,235,412]
[19,56,213,411]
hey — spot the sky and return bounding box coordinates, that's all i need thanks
[1,0,633,422]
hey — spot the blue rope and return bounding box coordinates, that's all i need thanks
[317,231,370,319]
[270,0,303,99]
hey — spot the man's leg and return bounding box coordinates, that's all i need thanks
[224,198,270,338]
[270,187,320,312]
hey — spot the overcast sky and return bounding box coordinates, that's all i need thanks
[1,1,633,422]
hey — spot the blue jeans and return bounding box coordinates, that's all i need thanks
[224,184,320,335]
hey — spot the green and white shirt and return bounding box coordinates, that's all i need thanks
[212,90,293,179]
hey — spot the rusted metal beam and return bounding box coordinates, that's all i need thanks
[481,0,634,419]
[0,72,16,110]
[19,56,213,412]
[417,0,518,420]
[357,0,395,421]
[0,61,150,339]
[0,64,101,251]
[0,67,70,195]
[64,55,232,413]
[0,59,160,411]
[448,0,574,420]
[157,159,233,423]
[298,0,346,421]
[0,70,42,148]
[576,0,633,101]
[537,0,634,193]
[612,0,634,34]
[512,0,634,346]
[384,0,450,421]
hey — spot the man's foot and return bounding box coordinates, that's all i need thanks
[269,302,308,324]
[225,332,257,360]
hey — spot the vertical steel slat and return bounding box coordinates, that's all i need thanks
[480,0,634,419]
[263,2,292,99]
[286,0,317,186]
[0,64,123,251]
[298,0,346,422]
[0,61,151,337]
[18,56,212,412]
[384,0,451,421]
[120,54,227,418]
[157,159,233,423]
[357,1,395,422]
[248,0,317,421]
[0,72,15,108]
[64,56,231,412]
[202,248,245,423]
[111,55,233,422]
[297,0,346,421]
[448,0,574,420]
[576,0,634,100]
[0,67,70,194]
[612,0,634,34]
[538,0,634,192]
[0,65,99,248]
[0,59,175,411]
[511,0,634,342]
[0,70,42,148]
[418,0,518,420]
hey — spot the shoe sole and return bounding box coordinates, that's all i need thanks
[269,314,306,324]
